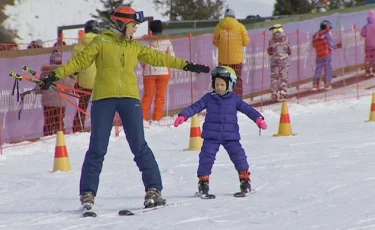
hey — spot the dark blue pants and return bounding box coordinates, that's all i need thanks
[79,98,162,195]
[197,139,249,177]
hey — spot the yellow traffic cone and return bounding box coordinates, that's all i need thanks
[183,114,203,151]
[366,92,375,122]
[53,131,72,171]
[273,101,297,137]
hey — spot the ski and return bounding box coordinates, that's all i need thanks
[83,209,97,217]
[118,205,165,216]
[118,200,189,216]
[200,194,216,199]
[194,192,216,199]
[233,189,257,198]
[82,203,97,218]
[118,209,135,216]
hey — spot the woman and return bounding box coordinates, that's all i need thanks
[40,6,210,211]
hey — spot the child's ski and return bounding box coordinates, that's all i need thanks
[233,189,257,198]
[194,192,216,199]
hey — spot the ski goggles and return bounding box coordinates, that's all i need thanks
[113,11,145,31]
[269,25,284,34]
[211,66,230,78]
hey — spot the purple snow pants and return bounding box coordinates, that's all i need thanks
[197,139,249,176]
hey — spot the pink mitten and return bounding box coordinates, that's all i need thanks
[174,116,186,127]
[256,117,267,130]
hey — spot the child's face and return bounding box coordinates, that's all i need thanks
[214,77,227,95]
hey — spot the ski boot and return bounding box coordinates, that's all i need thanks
[198,175,210,195]
[197,175,215,199]
[236,171,252,197]
[144,188,166,208]
[324,82,332,90]
[280,92,289,101]
[312,81,320,91]
[80,191,95,211]
[271,94,278,101]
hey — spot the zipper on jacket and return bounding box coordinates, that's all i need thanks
[120,49,124,96]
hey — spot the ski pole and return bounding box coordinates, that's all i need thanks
[10,71,91,119]
[11,71,80,98]
[22,66,91,95]
[23,65,91,126]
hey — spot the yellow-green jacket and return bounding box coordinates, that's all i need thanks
[72,32,97,89]
[212,17,250,64]
[55,29,187,101]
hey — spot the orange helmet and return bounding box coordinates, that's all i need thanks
[110,6,145,32]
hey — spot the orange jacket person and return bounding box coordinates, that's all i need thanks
[141,20,174,123]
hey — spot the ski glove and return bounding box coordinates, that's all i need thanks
[174,115,187,127]
[335,42,342,49]
[41,71,59,90]
[183,62,210,73]
[256,117,267,130]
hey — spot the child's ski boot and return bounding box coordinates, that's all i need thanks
[197,175,215,199]
[234,171,252,197]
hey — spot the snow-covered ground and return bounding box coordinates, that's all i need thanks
[1,94,375,230]
[3,0,274,45]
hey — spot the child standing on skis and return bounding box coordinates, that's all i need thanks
[312,20,342,90]
[361,10,375,77]
[267,24,291,101]
[174,66,267,197]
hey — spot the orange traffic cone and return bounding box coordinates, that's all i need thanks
[273,101,297,137]
[183,114,203,151]
[53,131,72,171]
[366,92,375,122]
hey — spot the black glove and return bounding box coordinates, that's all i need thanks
[183,62,210,73]
[41,71,59,90]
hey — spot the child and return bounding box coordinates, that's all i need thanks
[267,24,291,101]
[312,20,342,90]
[360,10,375,77]
[173,66,267,196]
[34,51,75,136]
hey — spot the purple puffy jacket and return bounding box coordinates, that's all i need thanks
[361,11,375,48]
[179,92,264,141]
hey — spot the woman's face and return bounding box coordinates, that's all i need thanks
[125,22,138,37]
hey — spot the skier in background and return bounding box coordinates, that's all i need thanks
[33,51,75,136]
[267,24,291,101]
[72,20,100,133]
[141,19,175,125]
[361,10,375,77]
[174,66,267,197]
[312,20,342,90]
[39,6,210,211]
[212,8,250,98]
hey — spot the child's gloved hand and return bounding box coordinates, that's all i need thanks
[174,115,187,127]
[256,117,268,130]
